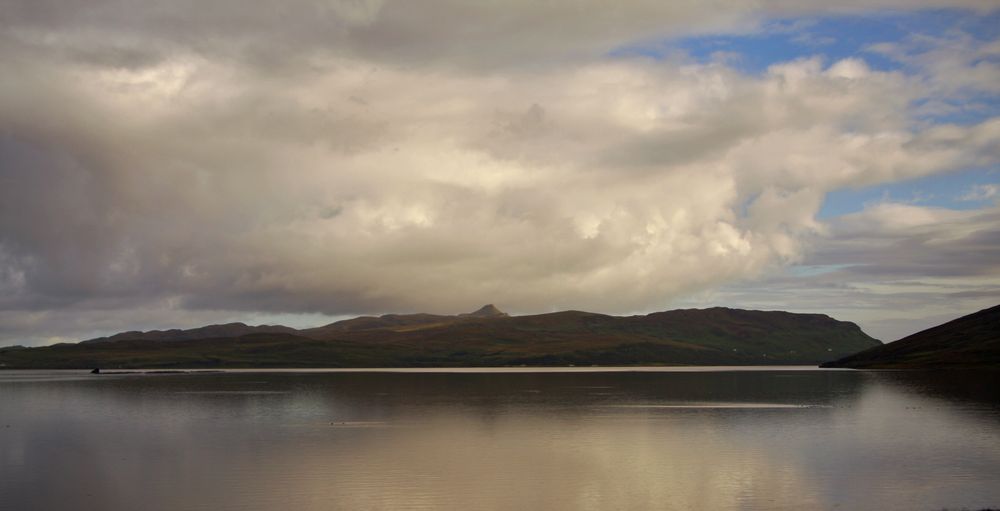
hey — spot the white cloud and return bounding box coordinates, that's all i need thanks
[867,30,1000,122]
[681,201,1000,341]
[960,183,1000,201]
[3,54,996,316]
[0,1,999,344]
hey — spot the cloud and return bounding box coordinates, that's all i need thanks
[679,201,1000,341]
[2,0,997,71]
[868,31,1000,96]
[867,28,1000,123]
[815,203,1000,278]
[960,183,999,201]
[1,1,999,344]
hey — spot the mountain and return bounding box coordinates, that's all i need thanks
[821,304,1000,369]
[459,304,508,318]
[0,305,881,369]
[298,311,472,338]
[81,323,298,344]
[79,305,509,342]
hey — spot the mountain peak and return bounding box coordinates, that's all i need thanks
[461,304,508,318]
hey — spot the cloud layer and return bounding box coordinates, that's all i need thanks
[679,201,1000,340]
[1,0,998,344]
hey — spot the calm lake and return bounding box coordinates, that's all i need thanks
[1,367,999,510]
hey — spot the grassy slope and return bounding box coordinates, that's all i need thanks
[0,307,881,369]
[821,304,1000,369]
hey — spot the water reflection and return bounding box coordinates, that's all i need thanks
[1,369,998,511]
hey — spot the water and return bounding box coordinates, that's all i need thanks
[1,367,998,511]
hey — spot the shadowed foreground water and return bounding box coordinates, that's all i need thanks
[1,367,999,511]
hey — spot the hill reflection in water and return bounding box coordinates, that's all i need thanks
[1,368,998,510]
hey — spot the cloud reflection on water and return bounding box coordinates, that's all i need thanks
[1,369,998,510]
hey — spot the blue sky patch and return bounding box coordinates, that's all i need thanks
[608,7,1000,220]
[611,8,999,75]
[819,166,1000,218]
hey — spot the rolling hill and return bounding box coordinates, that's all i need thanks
[0,305,881,369]
[821,304,1000,369]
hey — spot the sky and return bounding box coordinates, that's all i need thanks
[0,0,998,346]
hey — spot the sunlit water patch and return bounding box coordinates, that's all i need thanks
[1,368,998,511]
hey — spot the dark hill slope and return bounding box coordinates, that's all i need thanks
[0,306,880,369]
[299,304,508,337]
[301,313,458,336]
[82,323,298,344]
[330,308,879,366]
[822,304,1000,369]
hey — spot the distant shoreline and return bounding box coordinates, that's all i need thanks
[4,365,859,374]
